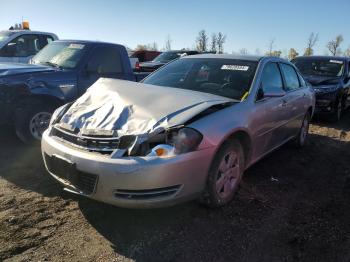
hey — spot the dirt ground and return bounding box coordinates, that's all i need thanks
[0,112,349,262]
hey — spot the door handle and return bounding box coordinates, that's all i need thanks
[281,100,288,107]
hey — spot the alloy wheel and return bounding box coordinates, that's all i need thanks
[215,150,240,199]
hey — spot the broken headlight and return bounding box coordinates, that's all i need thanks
[173,127,203,154]
[147,127,203,157]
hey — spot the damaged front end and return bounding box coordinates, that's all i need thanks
[49,123,203,159]
[47,79,235,158]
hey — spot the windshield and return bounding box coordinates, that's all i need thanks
[0,31,15,45]
[152,51,182,63]
[31,42,87,69]
[142,58,258,100]
[293,58,344,77]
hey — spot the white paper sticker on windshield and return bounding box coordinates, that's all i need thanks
[330,59,343,64]
[221,65,249,71]
[69,43,85,49]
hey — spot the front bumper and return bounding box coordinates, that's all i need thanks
[314,92,337,114]
[41,130,216,208]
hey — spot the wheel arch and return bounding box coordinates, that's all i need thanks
[212,128,253,169]
[15,94,64,110]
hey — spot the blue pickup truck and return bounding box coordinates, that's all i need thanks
[0,40,148,142]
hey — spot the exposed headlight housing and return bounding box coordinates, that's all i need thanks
[146,127,203,157]
[170,127,203,154]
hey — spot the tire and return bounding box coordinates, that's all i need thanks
[15,101,54,144]
[293,112,310,148]
[201,139,245,208]
[330,99,342,122]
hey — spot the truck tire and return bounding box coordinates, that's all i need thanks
[15,101,55,144]
[330,99,342,122]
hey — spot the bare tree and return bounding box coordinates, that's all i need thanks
[165,35,172,51]
[210,33,217,53]
[239,48,248,55]
[267,38,275,56]
[270,50,282,57]
[216,32,226,53]
[266,39,281,57]
[196,30,208,52]
[345,46,350,57]
[304,32,318,56]
[135,44,147,51]
[147,42,158,51]
[288,48,299,60]
[327,35,344,56]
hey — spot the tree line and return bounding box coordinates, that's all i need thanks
[135,31,350,59]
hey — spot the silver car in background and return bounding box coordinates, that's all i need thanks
[41,54,315,208]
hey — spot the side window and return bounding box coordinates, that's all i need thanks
[2,34,41,57]
[280,63,300,91]
[260,63,283,93]
[297,72,307,87]
[40,35,54,48]
[87,46,123,74]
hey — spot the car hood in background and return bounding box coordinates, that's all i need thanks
[139,61,166,68]
[0,62,56,77]
[59,78,233,137]
[304,75,341,87]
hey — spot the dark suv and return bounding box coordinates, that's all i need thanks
[292,56,350,121]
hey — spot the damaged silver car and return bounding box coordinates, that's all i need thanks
[41,54,315,208]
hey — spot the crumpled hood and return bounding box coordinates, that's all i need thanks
[59,78,233,137]
[0,62,56,77]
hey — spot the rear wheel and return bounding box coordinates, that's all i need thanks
[201,139,245,207]
[15,102,54,144]
[293,112,310,148]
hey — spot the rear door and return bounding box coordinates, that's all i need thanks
[279,63,308,138]
[252,62,290,157]
[77,45,125,95]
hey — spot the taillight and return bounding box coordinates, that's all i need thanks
[135,62,140,71]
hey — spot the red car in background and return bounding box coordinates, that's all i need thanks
[129,50,162,71]
[130,50,161,62]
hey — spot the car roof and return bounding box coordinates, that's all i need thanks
[182,54,266,61]
[293,55,350,61]
[53,39,124,48]
[2,30,56,35]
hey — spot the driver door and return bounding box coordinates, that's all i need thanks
[251,62,290,158]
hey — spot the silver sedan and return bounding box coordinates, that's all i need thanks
[41,54,315,208]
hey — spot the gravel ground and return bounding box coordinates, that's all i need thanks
[0,112,349,262]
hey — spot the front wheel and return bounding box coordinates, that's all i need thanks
[15,102,54,144]
[330,99,342,122]
[201,139,245,207]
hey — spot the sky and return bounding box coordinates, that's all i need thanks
[1,0,350,56]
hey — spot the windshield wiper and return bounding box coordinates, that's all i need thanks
[42,61,62,69]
